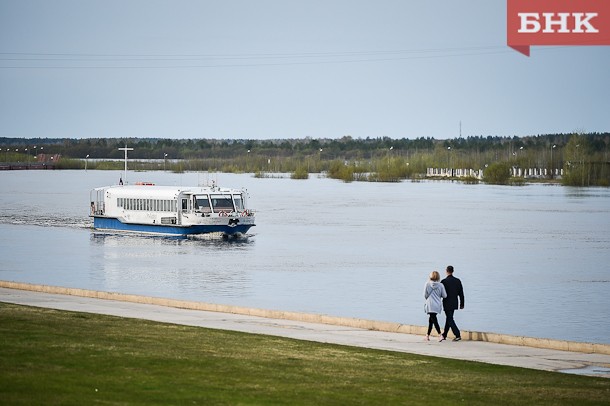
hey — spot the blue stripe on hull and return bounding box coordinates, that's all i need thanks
[93,217,253,236]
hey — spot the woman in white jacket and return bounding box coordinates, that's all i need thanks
[423,271,447,341]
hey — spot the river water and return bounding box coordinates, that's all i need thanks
[1,170,609,344]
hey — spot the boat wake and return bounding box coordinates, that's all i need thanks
[0,213,92,230]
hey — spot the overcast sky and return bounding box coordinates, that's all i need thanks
[1,1,608,140]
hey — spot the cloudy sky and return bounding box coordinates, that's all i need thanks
[1,1,608,140]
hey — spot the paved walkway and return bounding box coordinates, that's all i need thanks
[2,286,610,378]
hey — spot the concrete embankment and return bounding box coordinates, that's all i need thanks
[2,280,608,356]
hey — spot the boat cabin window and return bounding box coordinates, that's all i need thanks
[181,198,189,212]
[194,195,211,213]
[233,195,244,211]
[211,195,234,212]
[117,197,177,212]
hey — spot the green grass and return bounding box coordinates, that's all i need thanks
[1,303,608,405]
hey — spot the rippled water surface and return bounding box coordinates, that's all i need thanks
[1,170,609,344]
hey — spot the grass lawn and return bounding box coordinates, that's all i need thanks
[1,302,608,405]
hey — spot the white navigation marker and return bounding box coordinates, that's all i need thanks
[118,145,134,184]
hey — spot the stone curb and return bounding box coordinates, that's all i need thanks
[2,280,608,356]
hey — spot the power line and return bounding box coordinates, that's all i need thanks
[0,46,564,69]
[0,46,505,59]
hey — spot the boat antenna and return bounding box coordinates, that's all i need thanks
[118,145,134,184]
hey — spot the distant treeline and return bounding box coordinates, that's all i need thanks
[1,132,609,186]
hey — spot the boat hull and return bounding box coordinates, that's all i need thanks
[93,216,254,236]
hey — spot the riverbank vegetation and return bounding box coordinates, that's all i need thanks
[1,303,608,405]
[1,132,608,186]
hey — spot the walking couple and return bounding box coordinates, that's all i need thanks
[423,265,464,342]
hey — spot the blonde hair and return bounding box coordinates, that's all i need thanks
[429,271,440,282]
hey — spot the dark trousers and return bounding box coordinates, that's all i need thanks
[427,313,441,335]
[443,309,461,338]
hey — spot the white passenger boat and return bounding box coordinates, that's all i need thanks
[90,183,255,237]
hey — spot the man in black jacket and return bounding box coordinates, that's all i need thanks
[439,265,464,342]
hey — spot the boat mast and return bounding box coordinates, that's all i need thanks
[118,145,134,184]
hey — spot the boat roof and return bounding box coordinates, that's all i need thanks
[93,184,243,198]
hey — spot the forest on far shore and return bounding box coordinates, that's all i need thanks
[1,132,609,186]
